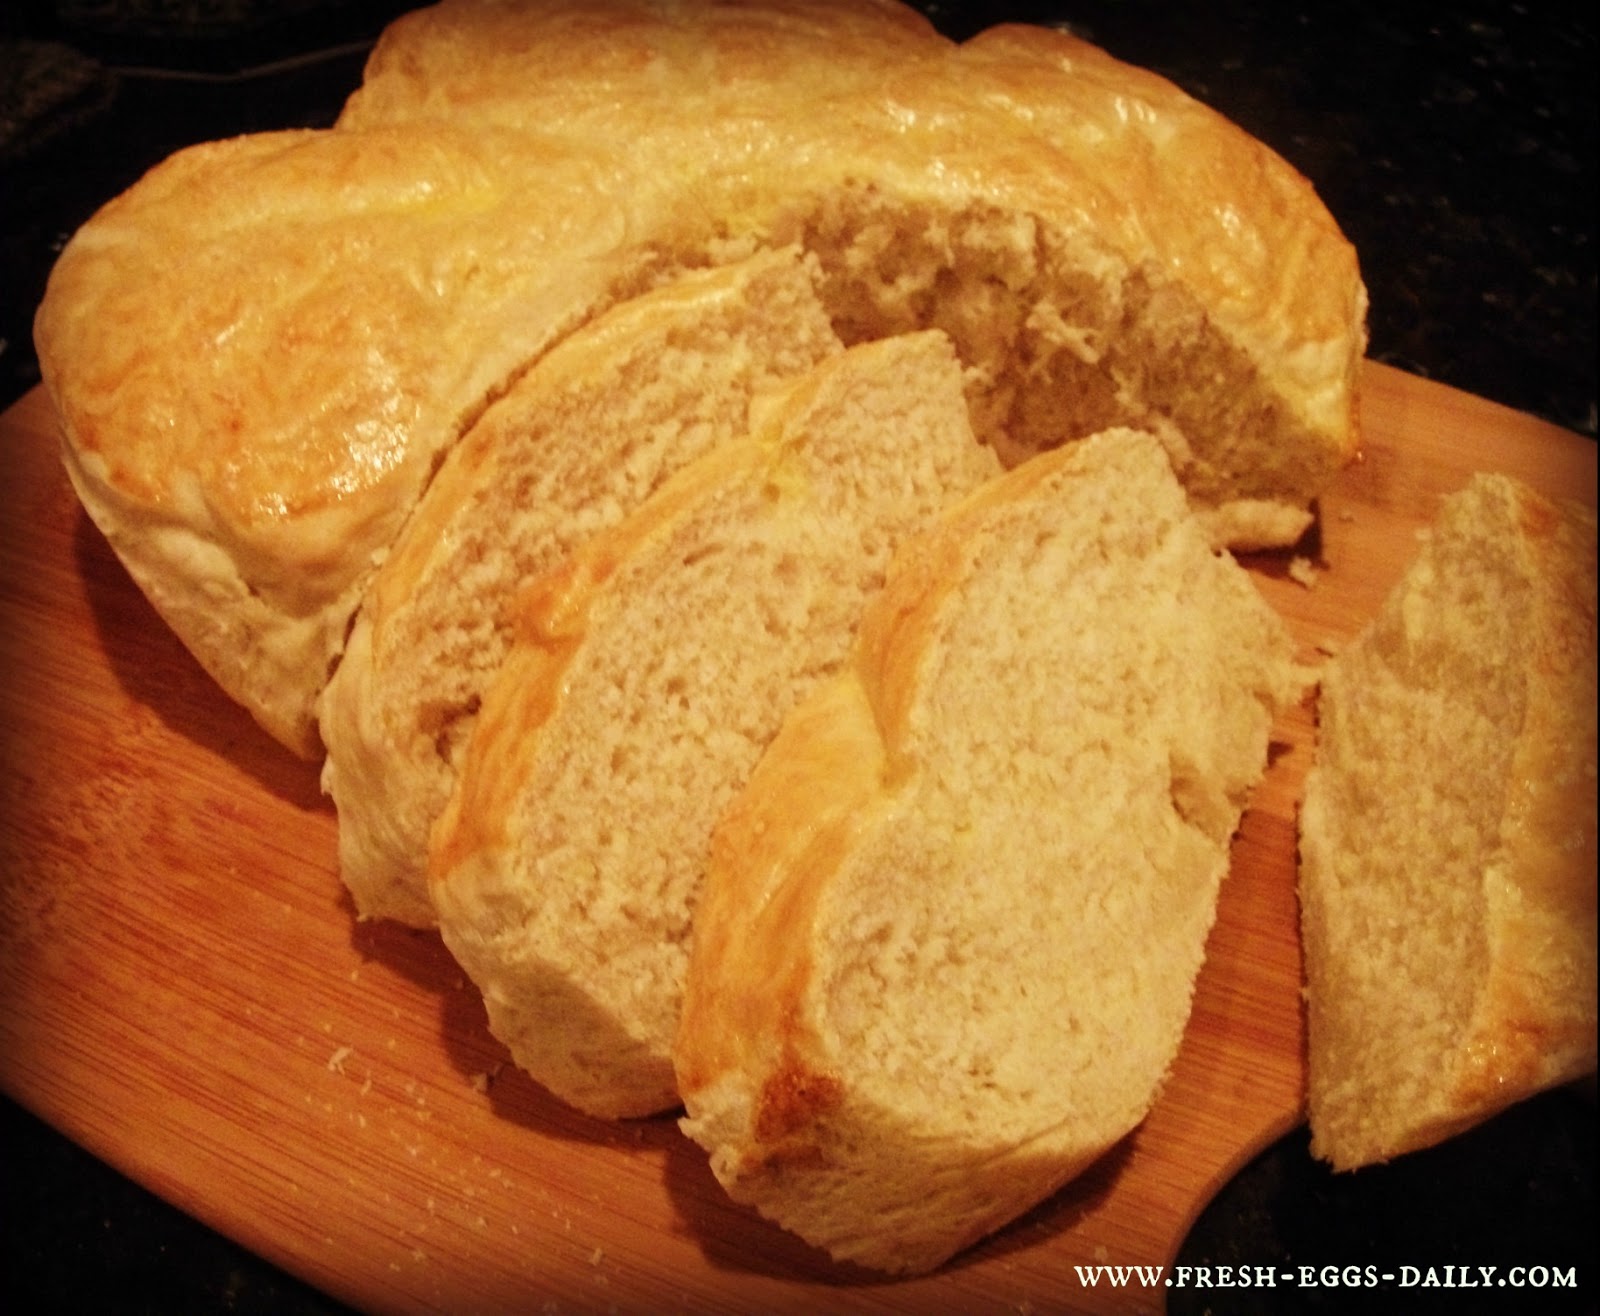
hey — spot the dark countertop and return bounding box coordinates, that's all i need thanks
[2,3,1594,1313]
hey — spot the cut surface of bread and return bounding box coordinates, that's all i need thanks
[35,0,1365,755]
[318,248,840,926]
[1299,474,1598,1171]
[429,330,999,1118]
[675,429,1305,1275]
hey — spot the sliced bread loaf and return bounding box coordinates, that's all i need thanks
[674,428,1305,1274]
[38,2,1366,759]
[429,330,1000,1118]
[1299,474,1598,1171]
[317,248,840,926]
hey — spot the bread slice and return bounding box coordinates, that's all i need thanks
[1299,474,1598,1171]
[317,248,840,926]
[429,330,1000,1118]
[674,429,1305,1275]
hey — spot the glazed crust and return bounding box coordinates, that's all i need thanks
[345,1,1365,457]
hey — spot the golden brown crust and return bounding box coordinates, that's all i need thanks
[344,2,1365,460]
[341,0,942,131]
[38,125,647,551]
[676,676,890,1100]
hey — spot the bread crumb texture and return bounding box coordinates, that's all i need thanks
[430,332,999,1120]
[677,430,1304,1273]
[318,247,841,925]
[1299,474,1598,1171]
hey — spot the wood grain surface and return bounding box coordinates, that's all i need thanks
[1,363,1594,1314]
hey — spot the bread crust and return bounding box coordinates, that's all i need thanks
[36,122,665,754]
[344,1,1364,438]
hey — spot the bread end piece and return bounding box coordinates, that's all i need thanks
[1299,473,1598,1171]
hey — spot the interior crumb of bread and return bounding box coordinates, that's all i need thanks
[1304,487,1528,1157]
[806,437,1288,1148]
[470,334,995,1113]
[380,256,839,779]
[741,183,1333,512]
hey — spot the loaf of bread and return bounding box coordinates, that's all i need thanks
[429,330,999,1118]
[318,248,840,926]
[34,0,1365,756]
[1299,474,1598,1171]
[675,428,1305,1275]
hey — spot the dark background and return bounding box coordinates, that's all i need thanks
[2,3,1594,1312]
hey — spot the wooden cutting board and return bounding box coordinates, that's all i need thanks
[1,363,1594,1314]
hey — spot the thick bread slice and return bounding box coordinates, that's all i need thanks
[1299,474,1598,1171]
[318,248,841,926]
[429,330,1000,1119]
[674,429,1304,1275]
